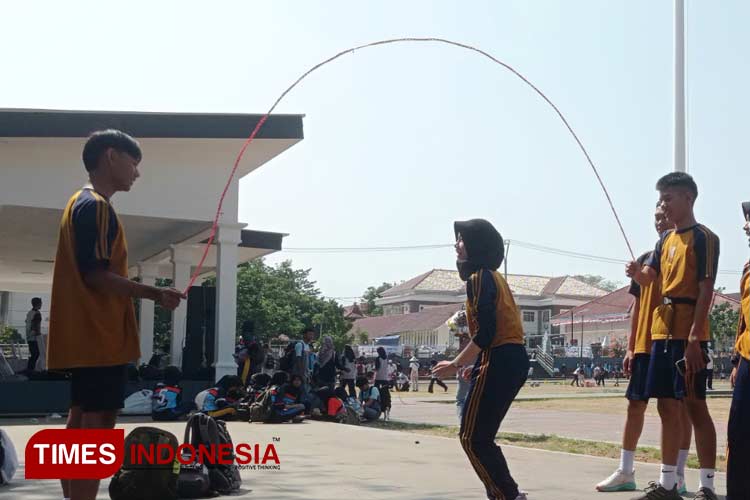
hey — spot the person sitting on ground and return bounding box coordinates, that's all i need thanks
[396,370,410,392]
[356,376,382,421]
[195,375,245,420]
[151,366,193,421]
[268,373,306,423]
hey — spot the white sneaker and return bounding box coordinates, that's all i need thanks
[514,490,529,500]
[595,469,637,492]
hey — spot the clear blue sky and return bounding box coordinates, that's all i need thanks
[3,1,749,300]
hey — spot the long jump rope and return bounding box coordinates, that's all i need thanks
[181,38,637,406]
[183,37,635,295]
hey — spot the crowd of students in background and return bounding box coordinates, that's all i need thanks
[147,324,447,425]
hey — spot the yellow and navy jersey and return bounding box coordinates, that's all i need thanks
[735,262,750,361]
[628,251,661,354]
[646,224,719,340]
[465,269,524,349]
[48,188,139,369]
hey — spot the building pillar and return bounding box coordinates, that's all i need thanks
[170,245,192,368]
[137,263,159,365]
[213,223,243,382]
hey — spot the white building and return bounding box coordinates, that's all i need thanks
[375,269,608,347]
[0,108,303,381]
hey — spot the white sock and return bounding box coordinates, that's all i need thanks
[699,468,715,491]
[619,449,635,474]
[659,465,677,490]
[676,449,689,478]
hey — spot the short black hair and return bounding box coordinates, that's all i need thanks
[31,297,42,307]
[302,327,316,336]
[655,172,698,200]
[355,377,369,388]
[82,129,142,172]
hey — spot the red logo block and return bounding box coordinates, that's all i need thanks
[25,429,124,479]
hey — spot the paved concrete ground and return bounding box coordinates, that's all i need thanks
[0,418,727,499]
[388,394,730,452]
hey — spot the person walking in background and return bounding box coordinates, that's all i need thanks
[25,297,43,373]
[571,365,581,387]
[428,359,449,393]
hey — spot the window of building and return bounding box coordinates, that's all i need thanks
[542,310,551,323]
[522,311,536,323]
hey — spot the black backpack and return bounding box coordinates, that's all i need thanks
[177,414,212,498]
[248,387,275,422]
[109,427,180,500]
[183,413,242,495]
[278,342,299,372]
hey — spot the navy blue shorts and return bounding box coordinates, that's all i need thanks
[626,353,650,401]
[69,364,128,412]
[646,340,708,400]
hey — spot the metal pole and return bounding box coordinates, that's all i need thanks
[580,314,584,365]
[674,0,686,172]
[504,240,510,280]
[570,311,574,345]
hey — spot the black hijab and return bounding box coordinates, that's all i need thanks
[453,219,505,281]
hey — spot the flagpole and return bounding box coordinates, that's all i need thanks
[674,0,687,172]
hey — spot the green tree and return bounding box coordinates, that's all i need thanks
[204,259,352,349]
[0,326,23,344]
[573,274,620,292]
[362,282,395,316]
[357,331,370,345]
[709,302,740,352]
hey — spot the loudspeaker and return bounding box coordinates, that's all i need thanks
[182,286,216,379]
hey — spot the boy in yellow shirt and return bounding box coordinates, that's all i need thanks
[627,172,719,500]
